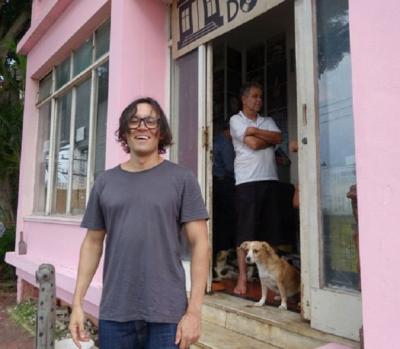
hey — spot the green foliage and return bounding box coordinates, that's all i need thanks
[8,299,36,336]
[0,225,16,280]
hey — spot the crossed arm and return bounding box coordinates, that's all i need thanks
[244,126,282,150]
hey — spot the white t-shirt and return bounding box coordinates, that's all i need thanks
[230,111,281,185]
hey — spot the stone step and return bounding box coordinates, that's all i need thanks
[202,293,359,349]
[193,320,280,349]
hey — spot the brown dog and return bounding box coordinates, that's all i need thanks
[240,241,300,309]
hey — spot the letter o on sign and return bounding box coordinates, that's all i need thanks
[241,0,257,13]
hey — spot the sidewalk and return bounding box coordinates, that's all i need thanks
[0,282,35,349]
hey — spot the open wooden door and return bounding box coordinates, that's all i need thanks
[295,0,362,340]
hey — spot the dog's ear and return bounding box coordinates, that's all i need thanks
[261,242,273,254]
[240,241,250,251]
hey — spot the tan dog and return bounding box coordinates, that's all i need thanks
[240,241,300,310]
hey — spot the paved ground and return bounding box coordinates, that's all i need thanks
[0,282,35,349]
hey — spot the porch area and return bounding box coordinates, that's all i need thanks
[195,293,359,349]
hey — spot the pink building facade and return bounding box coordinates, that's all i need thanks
[5,1,400,348]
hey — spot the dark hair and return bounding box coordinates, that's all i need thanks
[115,97,173,154]
[239,81,263,99]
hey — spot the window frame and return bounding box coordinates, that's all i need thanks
[35,21,110,217]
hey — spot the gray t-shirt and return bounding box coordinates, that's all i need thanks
[81,160,208,323]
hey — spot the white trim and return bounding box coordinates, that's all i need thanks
[86,69,98,205]
[66,87,77,214]
[23,215,82,226]
[197,45,207,196]
[205,42,213,293]
[46,96,57,215]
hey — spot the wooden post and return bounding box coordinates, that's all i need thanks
[36,264,56,349]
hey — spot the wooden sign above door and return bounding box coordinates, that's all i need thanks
[172,0,285,59]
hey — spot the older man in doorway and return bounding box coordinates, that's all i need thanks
[229,82,282,295]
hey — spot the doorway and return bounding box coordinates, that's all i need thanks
[210,2,300,311]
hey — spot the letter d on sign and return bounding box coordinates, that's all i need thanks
[227,0,239,22]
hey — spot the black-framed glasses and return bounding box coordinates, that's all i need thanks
[128,116,160,130]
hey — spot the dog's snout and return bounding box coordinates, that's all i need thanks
[246,256,251,263]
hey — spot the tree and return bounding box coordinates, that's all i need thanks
[0,0,31,225]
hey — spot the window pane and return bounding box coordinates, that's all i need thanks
[52,92,72,214]
[56,58,71,89]
[73,40,93,77]
[94,62,109,179]
[34,102,51,213]
[71,79,91,215]
[95,20,110,60]
[38,73,52,103]
[317,0,359,290]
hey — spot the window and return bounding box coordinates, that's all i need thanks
[181,8,191,33]
[35,20,110,216]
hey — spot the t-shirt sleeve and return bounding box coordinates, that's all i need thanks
[180,171,209,224]
[81,178,106,230]
[230,116,247,142]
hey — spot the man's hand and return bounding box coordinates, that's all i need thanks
[175,311,202,349]
[69,305,90,349]
[245,126,257,137]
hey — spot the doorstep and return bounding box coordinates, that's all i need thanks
[200,293,359,349]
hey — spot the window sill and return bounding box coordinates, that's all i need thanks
[24,215,83,226]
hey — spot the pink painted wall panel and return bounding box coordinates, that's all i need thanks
[349,0,400,348]
[106,0,168,168]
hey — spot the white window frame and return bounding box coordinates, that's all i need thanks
[36,21,110,216]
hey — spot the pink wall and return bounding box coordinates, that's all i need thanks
[349,0,400,348]
[106,0,169,168]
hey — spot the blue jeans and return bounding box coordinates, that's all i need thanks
[99,320,178,349]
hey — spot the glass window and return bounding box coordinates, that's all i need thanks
[316,0,359,290]
[38,73,52,103]
[56,58,71,89]
[52,92,72,214]
[71,79,91,215]
[73,39,93,77]
[36,20,110,216]
[94,62,109,179]
[95,21,110,60]
[34,102,51,213]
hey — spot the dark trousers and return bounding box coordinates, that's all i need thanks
[99,320,178,349]
[212,176,235,259]
[235,180,282,246]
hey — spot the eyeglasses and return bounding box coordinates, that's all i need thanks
[128,116,160,130]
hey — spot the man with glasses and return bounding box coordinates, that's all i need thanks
[69,97,209,349]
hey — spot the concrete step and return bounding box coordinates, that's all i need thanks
[202,293,359,349]
[193,320,279,349]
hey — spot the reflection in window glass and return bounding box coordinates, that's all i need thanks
[317,0,359,290]
[72,79,91,215]
[34,103,51,213]
[95,21,110,60]
[38,73,52,103]
[52,92,72,214]
[56,58,71,89]
[73,40,93,77]
[94,62,109,179]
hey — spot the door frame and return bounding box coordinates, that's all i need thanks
[294,0,362,340]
